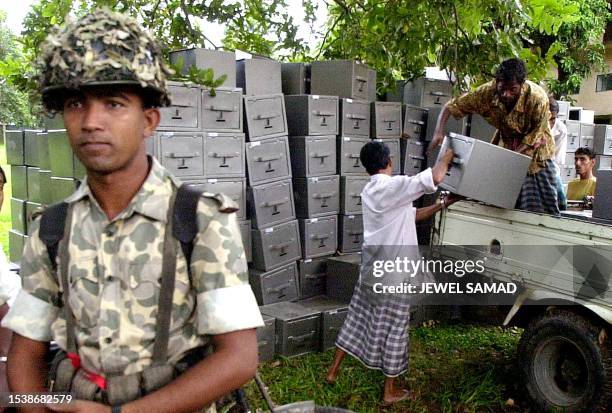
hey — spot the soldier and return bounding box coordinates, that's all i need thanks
[2,8,263,413]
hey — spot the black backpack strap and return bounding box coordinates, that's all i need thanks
[39,202,70,273]
[172,185,205,272]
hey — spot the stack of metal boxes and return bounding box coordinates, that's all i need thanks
[561,110,596,185]
[240,57,302,314]
[5,115,85,263]
[593,125,612,176]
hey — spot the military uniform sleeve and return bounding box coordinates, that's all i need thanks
[1,219,60,341]
[190,197,264,335]
[446,82,493,119]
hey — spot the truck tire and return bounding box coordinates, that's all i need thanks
[518,309,610,412]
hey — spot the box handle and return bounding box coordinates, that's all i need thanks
[313,192,335,200]
[290,331,316,345]
[347,114,367,121]
[406,119,425,126]
[429,91,448,97]
[354,76,368,92]
[304,273,325,280]
[350,193,362,206]
[206,105,236,113]
[267,281,293,295]
[167,152,200,159]
[270,240,295,256]
[312,152,331,159]
[263,197,289,208]
[314,111,335,117]
[256,154,282,162]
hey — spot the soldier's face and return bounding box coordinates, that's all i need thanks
[62,88,159,174]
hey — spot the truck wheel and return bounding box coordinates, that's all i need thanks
[518,309,610,412]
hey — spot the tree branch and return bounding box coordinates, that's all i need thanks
[315,13,342,59]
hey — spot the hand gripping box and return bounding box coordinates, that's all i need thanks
[259,301,321,358]
[435,133,531,209]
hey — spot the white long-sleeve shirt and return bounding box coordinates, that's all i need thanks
[361,168,437,246]
[552,119,568,166]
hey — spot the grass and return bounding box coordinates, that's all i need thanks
[1,142,12,256]
[241,323,525,413]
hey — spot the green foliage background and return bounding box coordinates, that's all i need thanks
[0,0,610,125]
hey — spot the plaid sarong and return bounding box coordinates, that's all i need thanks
[335,283,410,377]
[515,160,560,216]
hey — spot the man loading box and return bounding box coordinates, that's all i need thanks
[430,58,559,215]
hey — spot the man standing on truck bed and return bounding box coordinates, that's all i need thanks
[430,58,559,216]
[567,147,597,201]
[1,8,263,413]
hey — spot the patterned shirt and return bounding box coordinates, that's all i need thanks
[2,157,263,378]
[446,80,555,174]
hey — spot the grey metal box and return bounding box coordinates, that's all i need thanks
[404,78,453,107]
[25,201,42,235]
[251,220,302,271]
[257,314,276,362]
[259,301,321,357]
[338,214,363,253]
[289,135,337,177]
[239,220,252,263]
[565,152,575,166]
[299,216,338,259]
[371,102,402,139]
[367,68,377,102]
[243,94,289,141]
[340,175,368,214]
[48,130,75,178]
[248,179,296,228]
[11,165,27,199]
[593,169,612,219]
[293,175,340,218]
[285,95,339,136]
[566,121,581,152]
[246,136,292,185]
[36,132,51,170]
[337,137,368,175]
[569,107,594,123]
[310,60,372,100]
[39,170,52,206]
[385,80,408,102]
[9,230,26,264]
[402,105,428,141]
[373,139,401,175]
[202,132,245,178]
[339,99,370,138]
[169,48,236,87]
[236,59,282,96]
[595,156,612,173]
[579,123,595,150]
[425,106,468,141]
[26,167,41,203]
[6,129,25,165]
[50,177,79,204]
[157,131,204,178]
[297,258,328,299]
[24,129,43,167]
[326,254,361,303]
[400,138,426,176]
[42,113,65,130]
[299,296,349,351]
[159,82,202,131]
[11,198,26,234]
[561,165,576,184]
[185,178,247,221]
[249,262,299,305]
[593,125,612,155]
[281,63,310,95]
[557,100,570,121]
[436,133,531,209]
[469,114,497,142]
[201,87,243,132]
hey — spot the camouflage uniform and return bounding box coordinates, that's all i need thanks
[2,158,264,409]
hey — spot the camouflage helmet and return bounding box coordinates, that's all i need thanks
[36,8,173,110]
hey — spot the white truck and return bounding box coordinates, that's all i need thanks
[433,201,611,412]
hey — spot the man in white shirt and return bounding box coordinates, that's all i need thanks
[326,141,461,404]
[549,97,568,210]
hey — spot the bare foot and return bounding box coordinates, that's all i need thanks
[383,388,410,405]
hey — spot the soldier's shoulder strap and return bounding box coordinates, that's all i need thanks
[39,184,209,276]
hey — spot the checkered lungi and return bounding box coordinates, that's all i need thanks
[335,283,410,377]
[515,160,560,216]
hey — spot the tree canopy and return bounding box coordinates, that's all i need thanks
[0,0,610,125]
